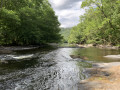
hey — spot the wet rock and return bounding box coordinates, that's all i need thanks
[70,55,81,59]
[84,68,110,78]
[93,43,97,46]
[102,72,110,76]
[70,55,88,60]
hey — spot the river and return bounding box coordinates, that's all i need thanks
[0,47,120,90]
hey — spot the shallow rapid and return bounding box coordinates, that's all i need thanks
[0,47,120,90]
[0,47,89,90]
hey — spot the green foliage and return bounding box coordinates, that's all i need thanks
[0,0,61,45]
[60,28,71,43]
[68,0,120,45]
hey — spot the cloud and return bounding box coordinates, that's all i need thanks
[48,0,85,28]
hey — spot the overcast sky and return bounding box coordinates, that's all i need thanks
[48,0,85,28]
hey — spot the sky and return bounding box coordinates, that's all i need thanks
[48,0,85,28]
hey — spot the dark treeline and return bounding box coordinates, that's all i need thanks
[69,0,120,45]
[0,0,62,45]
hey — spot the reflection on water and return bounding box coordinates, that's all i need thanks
[0,47,119,90]
[72,47,120,62]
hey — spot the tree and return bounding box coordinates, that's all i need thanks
[68,0,120,45]
[0,0,61,45]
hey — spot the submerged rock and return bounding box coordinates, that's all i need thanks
[70,55,88,60]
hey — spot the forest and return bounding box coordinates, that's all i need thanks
[68,0,120,46]
[0,0,62,45]
[60,28,71,43]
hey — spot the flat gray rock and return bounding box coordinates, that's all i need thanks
[104,55,120,59]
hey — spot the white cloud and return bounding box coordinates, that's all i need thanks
[48,0,85,28]
[49,0,67,8]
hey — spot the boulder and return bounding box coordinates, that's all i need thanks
[70,55,88,60]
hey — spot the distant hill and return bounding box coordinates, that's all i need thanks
[60,28,71,43]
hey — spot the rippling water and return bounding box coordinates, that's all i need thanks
[0,47,119,90]
[0,47,91,90]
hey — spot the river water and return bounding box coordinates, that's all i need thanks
[0,47,120,90]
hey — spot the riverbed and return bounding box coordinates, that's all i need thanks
[0,47,120,90]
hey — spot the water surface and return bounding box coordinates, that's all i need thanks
[72,47,120,62]
[0,47,120,90]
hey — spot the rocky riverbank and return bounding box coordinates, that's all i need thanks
[77,44,120,49]
[48,43,120,49]
[79,62,120,90]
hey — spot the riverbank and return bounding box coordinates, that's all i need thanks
[79,62,120,90]
[50,43,120,49]
[77,44,120,49]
